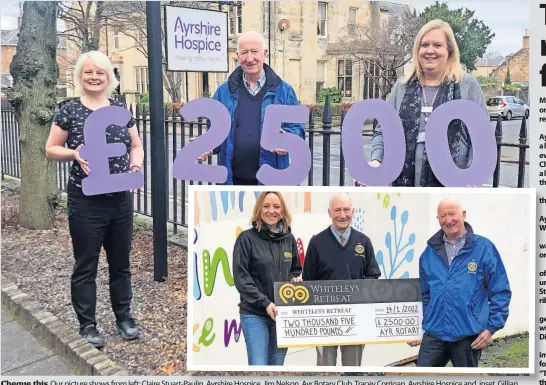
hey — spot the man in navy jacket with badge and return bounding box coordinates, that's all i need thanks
[409,198,512,367]
[303,193,381,367]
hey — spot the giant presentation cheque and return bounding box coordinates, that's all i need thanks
[274,279,424,348]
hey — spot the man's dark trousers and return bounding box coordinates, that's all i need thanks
[416,333,482,367]
[233,176,259,185]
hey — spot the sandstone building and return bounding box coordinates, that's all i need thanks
[58,1,412,105]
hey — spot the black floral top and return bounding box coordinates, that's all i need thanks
[53,98,136,191]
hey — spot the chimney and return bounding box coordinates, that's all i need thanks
[17,1,23,29]
[523,28,529,49]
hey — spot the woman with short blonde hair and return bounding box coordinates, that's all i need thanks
[72,50,119,97]
[367,19,487,187]
[233,191,302,365]
[45,50,144,348]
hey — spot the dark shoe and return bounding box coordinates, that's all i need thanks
[80,325,106,349]
[116,319,140,340]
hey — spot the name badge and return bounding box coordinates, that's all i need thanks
[421,106,433,113]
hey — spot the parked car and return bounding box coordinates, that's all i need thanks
[486,95,529,120]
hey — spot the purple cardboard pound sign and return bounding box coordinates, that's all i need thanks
[341,99,406,186]
[256,105,311,186]
[425,100,496,186]
[79,106,144,195]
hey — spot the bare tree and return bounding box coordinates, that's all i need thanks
[483,51,504,60]
[332,8,421,99]
[56,1,107,92]
[9,1,60,229]
[58,1,104,52]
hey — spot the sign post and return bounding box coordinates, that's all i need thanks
[146,1,168,282]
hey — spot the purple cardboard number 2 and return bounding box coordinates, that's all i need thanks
[172,98,230,183]
[80,106,144,196]
[257,105,311,185]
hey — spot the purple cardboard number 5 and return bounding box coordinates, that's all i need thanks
[257,105,311,186]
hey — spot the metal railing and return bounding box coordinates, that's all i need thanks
[1,97,529,232]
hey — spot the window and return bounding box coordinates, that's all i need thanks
[228,7,234,36]
[487,98,502,106]
[237,3,242,34]
[229,3,243,36]
[380,9,389,30]
[337,59,352,97]
[114,31,119,49]
[363,61,381,99]
[318,2,327,37]
[142,32,147,47]
[263,3,270,35]
[134,66,149,94]
[134,29,147,48]
[56,85,67,97]
[316,61,326,99]
[215,72,228,90]
[349,7,357,27]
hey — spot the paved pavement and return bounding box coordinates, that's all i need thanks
[1,306,74,376]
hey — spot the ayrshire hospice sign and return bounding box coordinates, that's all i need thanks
[164,6,229,72]
[273,279,423,348]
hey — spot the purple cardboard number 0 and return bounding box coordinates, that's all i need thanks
[82,98,496,193]
[341,99,406,186]
[425,99,497,187]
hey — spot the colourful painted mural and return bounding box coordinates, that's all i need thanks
[189,190,531,368]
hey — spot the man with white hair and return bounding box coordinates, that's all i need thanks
[199,30,304,185]
[408,198,511,367]
[302,193,381,367]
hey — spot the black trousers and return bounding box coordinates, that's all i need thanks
[416,333,482,367]
[67,188,134,331]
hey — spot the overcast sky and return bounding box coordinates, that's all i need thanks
[1,0,20,30]
[1,0,530,57]
[412,0,529,56]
